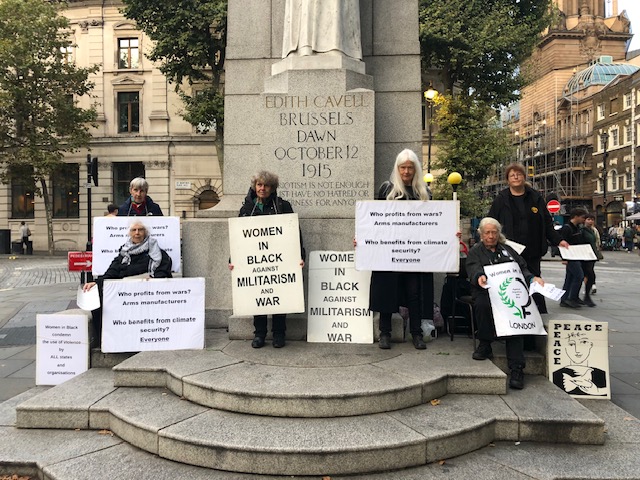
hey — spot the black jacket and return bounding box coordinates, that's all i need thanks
[560,221,587,246]
[238,188,305,261]
[102,249,173,280]
[118,196,164,216]
[488,186,562,259]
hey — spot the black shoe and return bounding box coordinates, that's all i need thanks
[509,369,525,390]
[583,297,596,308]
[272,335,285,348]
[575,298,587,306]
[472,342,493,360]
[560,299,582,309]
[251,336,265,348]
[412,334,427,350]
[379,334,391,349]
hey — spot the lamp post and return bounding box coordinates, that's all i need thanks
[601,132,609,229]
[424,83,438,173]
[423,172,434,199]
[448,172,462,202]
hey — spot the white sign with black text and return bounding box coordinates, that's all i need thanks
[307,251,373,343]
[92,216,181,276]
[101,277,205,353]
[355,200,459,272]
[36,313,89,386]
[483,262,546,337]
[228,214,305,316]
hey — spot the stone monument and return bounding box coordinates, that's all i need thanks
[183,0,422,335]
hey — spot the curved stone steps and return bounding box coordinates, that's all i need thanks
[112,339,507,417]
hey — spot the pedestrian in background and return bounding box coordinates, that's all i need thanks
[106,204,118,217]
[581,213,600,307]
[623,224,635,253]
[18,221,31,254]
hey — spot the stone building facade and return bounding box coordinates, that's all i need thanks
[1,0,222,252]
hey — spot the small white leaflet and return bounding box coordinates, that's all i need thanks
[559,244,597,261]
[505,240,526,255]
[529,282,565,302]
[76,285,100,311]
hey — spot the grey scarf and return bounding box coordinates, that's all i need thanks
[119,235,162,276]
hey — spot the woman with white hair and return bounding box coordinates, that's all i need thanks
[368,149,432,350]
[466,217,545,390]
[118,177,164,216]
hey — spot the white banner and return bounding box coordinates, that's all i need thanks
[36,314,89,386]
[484,262,546,337]
[229,214,305,316]
[548,320,610,399]
[101,277,205,353]
[355,200,459,272]
[92,216,181,276]
[307,251,373,344]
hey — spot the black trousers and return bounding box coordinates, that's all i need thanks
[379,272,422,336]
[582,260,596,297]
[253,314,286,338]
[474,290,525,370]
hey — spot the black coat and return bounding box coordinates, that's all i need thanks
[102,249,173,280]
[238,188,305,261]
[488,186,562,260]
[118,196,164,216]
[560,221,587,245]
[368,182,433,316]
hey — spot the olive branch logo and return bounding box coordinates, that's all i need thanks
[498,277,523,319]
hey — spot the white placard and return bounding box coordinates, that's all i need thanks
[228,214,305,316]
[484,262,546,337]
[36,314,89,386]
[92,216,181,276]
[548,320,610,399]
[101,277,205,353]
[76,285,100,311]
[355,200,459,272]
[559,244,597,261]
[307,251,373,344]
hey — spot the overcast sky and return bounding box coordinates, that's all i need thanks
[617,0,640,51]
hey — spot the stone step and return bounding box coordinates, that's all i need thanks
[15,369,605,476]
[111,335,507,417]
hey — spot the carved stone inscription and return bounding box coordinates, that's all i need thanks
[262,90,374,218]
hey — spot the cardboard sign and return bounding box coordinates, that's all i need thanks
[484,262,546,337]
[101,277,205,353]
[228,214,305,316]
[548,320,610,399]
[92,216,181,276]
[36,314,89,386]
[307,251,373,344]
[355,200,459,272]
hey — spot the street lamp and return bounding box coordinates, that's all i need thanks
[423,83,438,173]
[601,132,609,229]
[448,171,462,202]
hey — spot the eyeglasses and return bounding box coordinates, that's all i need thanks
[508,172,524,178]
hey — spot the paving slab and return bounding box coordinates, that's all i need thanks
[0,387,49,426]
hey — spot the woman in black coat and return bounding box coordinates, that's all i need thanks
[83,220,172,346]
[368,149,432,350]
[229,171,305,349]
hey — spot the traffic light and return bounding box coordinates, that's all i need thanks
[90,156,99,187]
[528,165,534,177]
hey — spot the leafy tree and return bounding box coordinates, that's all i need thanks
[430,94,512,217]
[121,0,227,157]
[0,0,98,254]
[419,0,552,107]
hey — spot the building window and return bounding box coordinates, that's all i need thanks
[597,103,605,120]
[52,164,79,218]
[610,98,617,115]
[627,171,633,189]
[626,124,632,144]
[11,170,35,219]
[118,92,140,133]
[198,190,220,209]
[113,162,145,206]
[600,134,607,151]
[612,128,619,146]
[610,170,618,191]
[118,38,139,69]
[624,93,632,110]
[60,45,73,64]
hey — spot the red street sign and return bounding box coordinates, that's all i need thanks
[68,251,93,272]
[547,200,561,214]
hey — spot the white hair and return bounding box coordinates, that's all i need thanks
[387,149,429,200]
[478,217,507,244]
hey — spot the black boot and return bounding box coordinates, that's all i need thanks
[379,334,391,349]
[583,295,596,308]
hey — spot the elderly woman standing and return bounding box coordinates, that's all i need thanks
[83,220,172,345]
[229,171,305,348]
[466,217,545,390]
[369,149,432,350]
[118,177,164,216]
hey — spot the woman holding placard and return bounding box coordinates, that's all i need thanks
[466,217,545,390]
[368,149,432,350]
[228,171,305,349]
[82,220,172,346]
